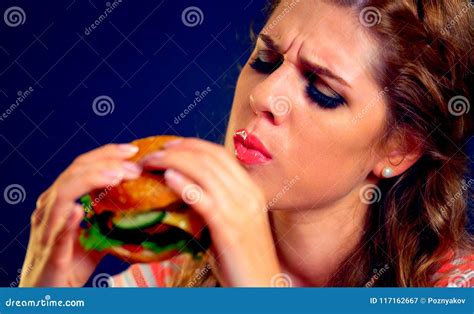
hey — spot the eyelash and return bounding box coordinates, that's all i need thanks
[249,54,345,109]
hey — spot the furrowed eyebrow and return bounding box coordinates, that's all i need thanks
[257,33,351,88]
[258,33,283,53]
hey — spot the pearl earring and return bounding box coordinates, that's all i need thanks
[382,167,394,178]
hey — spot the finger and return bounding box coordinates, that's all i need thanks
[47,204,84,267]
[164,169,219,225]
[42,161,142,236]
[73,143,139,164]
[31,189,53,228]
[56,160,142,204]
[141,149,243,197]
[164,138,247,180]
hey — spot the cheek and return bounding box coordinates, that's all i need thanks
[264,106,384,210]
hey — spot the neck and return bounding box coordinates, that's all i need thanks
[269,193,368,287]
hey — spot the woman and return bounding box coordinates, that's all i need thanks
[20,0,473,287]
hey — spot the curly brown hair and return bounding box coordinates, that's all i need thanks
[265,0,473,287]
[176,0,473,287]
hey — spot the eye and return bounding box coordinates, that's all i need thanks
[249,50,283,74]
[305,73,345,109]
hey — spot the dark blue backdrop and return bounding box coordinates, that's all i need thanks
[0,0,472,287]
[0,0,269,286]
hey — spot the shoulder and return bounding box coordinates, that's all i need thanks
[432,249,474,287]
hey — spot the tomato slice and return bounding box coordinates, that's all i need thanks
[121,244,144,253]
[143,223,172,235]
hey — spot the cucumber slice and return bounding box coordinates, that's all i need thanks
[112,211,166,230]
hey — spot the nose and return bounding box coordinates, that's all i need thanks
[249,65,295,125]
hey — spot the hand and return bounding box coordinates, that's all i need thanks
[141,138,281,287]
[20,144,142,287]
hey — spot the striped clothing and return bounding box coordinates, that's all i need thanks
[432,250,474,287]
[109,251,473,287]
[108,254,218,287]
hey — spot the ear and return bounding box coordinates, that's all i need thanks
[372,133,423,179]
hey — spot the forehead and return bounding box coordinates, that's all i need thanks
[263,0,380,84]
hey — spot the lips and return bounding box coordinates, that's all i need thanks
[233,128,272,165]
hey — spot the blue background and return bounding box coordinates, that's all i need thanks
[0,0,269,287]
[0,0,471,287]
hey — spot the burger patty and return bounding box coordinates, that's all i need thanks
[94,212,211,253]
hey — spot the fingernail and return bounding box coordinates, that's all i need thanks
[118,144,139,154]
[122,162,142,174]
[143,151,165,161]
[164,169,183,182]
[101,170,123,180]
[164,139,182,148]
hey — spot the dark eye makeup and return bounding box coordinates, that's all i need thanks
[249,51,346,109]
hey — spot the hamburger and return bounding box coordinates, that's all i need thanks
[79,135,210,263]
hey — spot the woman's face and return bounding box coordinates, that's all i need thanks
[225,0,388,211]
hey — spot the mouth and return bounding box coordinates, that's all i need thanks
[233,128,272,165]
